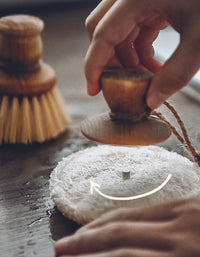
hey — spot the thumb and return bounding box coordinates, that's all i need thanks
[146,34,200,109]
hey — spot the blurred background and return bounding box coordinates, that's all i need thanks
[0,0,97,7]
[0,0,100,15]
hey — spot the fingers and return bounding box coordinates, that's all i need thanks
[115,27,140,67]
[85,0,137,95]
[84,39,115,95]
[147,28,200,109]
[134,26,163,73]
[77,199,181,234]
[59,248,171,257]
[85,0,121,95]
[85,0,116,39]
[56,221,172,256]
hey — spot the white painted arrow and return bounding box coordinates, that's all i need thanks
[90,181,100,194]
[90,174,171,201]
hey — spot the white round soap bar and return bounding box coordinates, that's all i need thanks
[49,145,200,224]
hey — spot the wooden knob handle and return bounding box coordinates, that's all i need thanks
[100,68,153,121]
[0,15,56,96]
[0,15,44,71]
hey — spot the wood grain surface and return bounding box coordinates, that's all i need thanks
[0,4,200,257]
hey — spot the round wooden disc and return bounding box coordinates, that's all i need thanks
[81,113,171,145]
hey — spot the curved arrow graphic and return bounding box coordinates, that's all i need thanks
[90,174,171,201]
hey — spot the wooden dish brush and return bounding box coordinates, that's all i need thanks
[0,14,70,144]
[81,68,171,145]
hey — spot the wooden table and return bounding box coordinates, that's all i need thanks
[0,4,200,257]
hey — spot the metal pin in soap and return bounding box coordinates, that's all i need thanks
[122,171,131,180]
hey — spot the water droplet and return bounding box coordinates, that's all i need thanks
[27,240,35,246]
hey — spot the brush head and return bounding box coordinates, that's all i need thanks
[81,68,171,145]
[0,15,70,144]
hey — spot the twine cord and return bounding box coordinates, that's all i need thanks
[153,101,200,167]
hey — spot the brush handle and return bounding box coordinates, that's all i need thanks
[100,68,153,122]
[0,15,56,95]
[0,62,56,96]
[0,15,44,71]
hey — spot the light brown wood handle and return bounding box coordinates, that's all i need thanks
[0,15,56,96]
[0,15,44,71]
[100,68,153,121]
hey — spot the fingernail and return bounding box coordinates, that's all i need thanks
[147,91,169,110]
[86,79,100,96]
[87,86,95,96]
[55,237,70,254]
[56,237,69,244]
[76,226,87,234]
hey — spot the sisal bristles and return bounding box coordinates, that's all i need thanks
[5,96,20,143]
[46,88,68,133]
[50,87,71,126]
[0,96,9,143]
[21,97,32,143]
[31,95,46,143]
[0,86,70,144]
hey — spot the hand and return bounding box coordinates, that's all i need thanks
[84,0,200,109]
[55,198,200,257]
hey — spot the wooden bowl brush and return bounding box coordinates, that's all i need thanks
[81,68,171,145]
[0,14,70,144]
